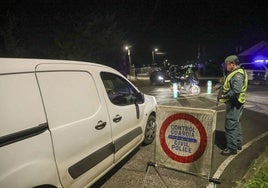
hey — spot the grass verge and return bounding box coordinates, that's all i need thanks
[236,147,268,188]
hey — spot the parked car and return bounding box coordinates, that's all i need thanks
[0,58,157,188]
[240,62,268,84]
[150,69,165,85]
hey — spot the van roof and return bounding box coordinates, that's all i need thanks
[0,58,112,74]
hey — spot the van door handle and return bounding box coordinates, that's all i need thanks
[113,115,122,123]
[95,121,107,130]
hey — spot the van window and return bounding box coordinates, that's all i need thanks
[0,74,46,136]
[100,72,138,106]
[37,71,101,128]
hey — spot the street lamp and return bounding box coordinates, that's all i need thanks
[125,45,132,76]
[152,48,158,65]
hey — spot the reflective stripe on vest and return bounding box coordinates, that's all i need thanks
[221,68,248,104]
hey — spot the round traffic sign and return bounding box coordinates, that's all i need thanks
[159,113,207,163]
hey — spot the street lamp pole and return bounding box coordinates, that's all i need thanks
[152,48,158,65]
[125,46,132,76]
[164,59,168,70]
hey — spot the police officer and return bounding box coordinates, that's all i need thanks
[219,55,248,156]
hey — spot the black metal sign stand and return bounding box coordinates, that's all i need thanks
[208,177,221,187]
[142,160,221,188]
[142,161,169,188]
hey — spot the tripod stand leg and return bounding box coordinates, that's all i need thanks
[154,167,169,188]
[142,165,151,188]
[142,161,169,188]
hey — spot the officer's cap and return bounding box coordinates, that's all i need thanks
[225,55,239,64]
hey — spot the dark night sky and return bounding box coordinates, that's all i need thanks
[109,0,268,65]
[1,0,268,66]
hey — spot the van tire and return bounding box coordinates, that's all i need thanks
[33,185,57,188]
[143,115,156,145]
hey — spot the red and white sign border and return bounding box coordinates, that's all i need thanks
[159,113,207,163]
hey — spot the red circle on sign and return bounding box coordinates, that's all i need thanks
[159,113,207,163]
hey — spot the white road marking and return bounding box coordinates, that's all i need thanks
[215,109,226,113]
[244,104,256,108]
[207,131,268,188]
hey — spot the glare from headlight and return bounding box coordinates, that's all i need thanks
[158,76,164,80]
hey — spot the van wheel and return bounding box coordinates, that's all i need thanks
[33,185,57,188]
[143,115,156,145]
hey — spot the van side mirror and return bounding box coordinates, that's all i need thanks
[135,92,145,104]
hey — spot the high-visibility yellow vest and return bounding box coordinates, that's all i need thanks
[221,68,248,104]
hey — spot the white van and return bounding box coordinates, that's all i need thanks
[0,58,157,188]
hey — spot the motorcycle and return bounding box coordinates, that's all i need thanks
[180,76,201,95]
[170,75,201,95]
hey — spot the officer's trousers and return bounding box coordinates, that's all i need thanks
[225,101,244,150]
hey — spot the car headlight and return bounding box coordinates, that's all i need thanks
[158,76,164,80]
